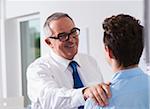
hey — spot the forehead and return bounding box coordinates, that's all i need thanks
[49,17,75,33]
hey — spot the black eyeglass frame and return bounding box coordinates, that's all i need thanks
[48,27,80,42]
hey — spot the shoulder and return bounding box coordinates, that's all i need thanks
[75,53,100,70]
[84,98,112,109]
[84,98,99,109]
[28,55,50,69]
[77,53,97,64]
[77,53,95,59]
[109,71,150,106]
[26,55,53,77]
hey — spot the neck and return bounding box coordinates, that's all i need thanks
[112,64,138,73]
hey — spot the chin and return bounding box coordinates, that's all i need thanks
[65,55,74,60]
[66,53,77,60]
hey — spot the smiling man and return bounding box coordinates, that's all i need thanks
[26,12,111,109]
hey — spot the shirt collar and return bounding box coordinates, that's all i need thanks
[111,67,143,85]
[73,53,81,67]
[50,50,80,71]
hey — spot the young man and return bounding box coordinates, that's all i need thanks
[26,12,111,109]
[84,14,150,109]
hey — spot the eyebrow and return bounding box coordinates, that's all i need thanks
[57,27,76,34]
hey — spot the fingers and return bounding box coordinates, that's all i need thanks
[90,86,105,106]
[83,85,108,106]
[83,82,111,107]
[100,82,111,98]
[97,84,108,105]
[105,81,111,86]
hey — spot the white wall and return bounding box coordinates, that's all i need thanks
[0,0,7,98]
[0,18,3,99]
[5,19,22,97]
[145,0,150,64]
[5,1,144,98]
[144,0,150,75]
[0,0,2,97]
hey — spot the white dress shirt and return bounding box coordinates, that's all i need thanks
[27,51,103,109]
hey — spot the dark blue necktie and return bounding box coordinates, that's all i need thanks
[69,61,84,88]
[69,61,84,109]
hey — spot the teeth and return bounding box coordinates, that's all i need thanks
[66,45,74,48]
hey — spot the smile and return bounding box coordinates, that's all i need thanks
[65,44,76,48]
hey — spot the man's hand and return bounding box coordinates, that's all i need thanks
[82,82,111,106]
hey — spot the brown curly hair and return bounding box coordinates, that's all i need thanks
[103,14,144,67]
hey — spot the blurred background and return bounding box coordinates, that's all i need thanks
[0,0,149,108]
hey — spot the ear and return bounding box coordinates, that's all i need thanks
[105,46,114,59]
[45,37,51,46]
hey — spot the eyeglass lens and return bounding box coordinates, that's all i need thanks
[58,28,80,41]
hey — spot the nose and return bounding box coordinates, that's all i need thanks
[68,34,75,42]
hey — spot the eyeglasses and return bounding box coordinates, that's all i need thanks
[49,27,80,42]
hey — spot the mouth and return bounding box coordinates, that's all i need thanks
[65,44,75,48]
[65,42,76,48]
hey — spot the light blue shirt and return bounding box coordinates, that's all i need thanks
[84,67,150,109]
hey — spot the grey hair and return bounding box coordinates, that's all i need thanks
[43,12,74,37]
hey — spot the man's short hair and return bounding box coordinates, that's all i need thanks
[43,12,74,36]
[103,14,144,67]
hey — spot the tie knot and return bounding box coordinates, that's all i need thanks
[69,61,78,69]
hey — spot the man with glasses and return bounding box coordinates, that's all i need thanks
[26,12,111,109]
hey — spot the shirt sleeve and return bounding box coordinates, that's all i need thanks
[27,63,85,109]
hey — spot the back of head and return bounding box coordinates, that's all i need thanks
[103,14,144,67]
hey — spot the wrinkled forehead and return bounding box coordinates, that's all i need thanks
[49,17,75,34]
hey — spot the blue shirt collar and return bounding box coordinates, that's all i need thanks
[111,67,143,85]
